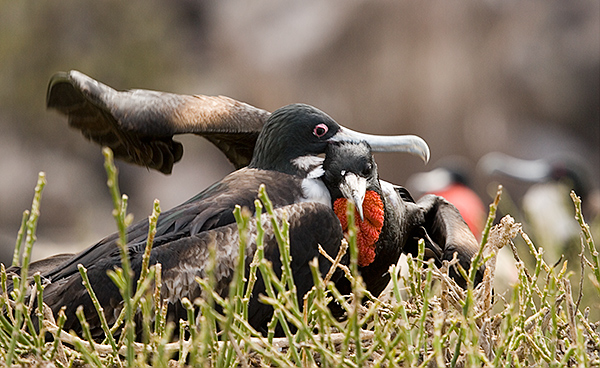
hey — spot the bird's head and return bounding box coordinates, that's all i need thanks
[249,103,430,176]
[323,141,386,267]
[323,141,381,218]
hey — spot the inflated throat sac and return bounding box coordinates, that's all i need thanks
[333,190,384,267]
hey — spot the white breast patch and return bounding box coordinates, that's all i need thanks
[300,177,332,207]
[291,155,324,172]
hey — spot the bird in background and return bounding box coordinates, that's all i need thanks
[479,151,599,261]
[407,159,487,240]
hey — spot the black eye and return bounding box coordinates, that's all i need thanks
[362,163,372,177]
[313,123,328,138]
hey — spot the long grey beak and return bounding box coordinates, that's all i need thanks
[331,126,430,163]
[339,172,367,221]
[478,152,551,182]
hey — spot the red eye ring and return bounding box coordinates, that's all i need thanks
[313,123,329,138]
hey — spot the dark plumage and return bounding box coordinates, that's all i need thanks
[323,141,409,297]
[322,141,483,297]
[40,202,345,337]
[410,194,484,288]
[29,70,483,339]
[14,93,430,339]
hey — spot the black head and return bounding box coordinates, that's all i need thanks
[248,103,431,176]
[323,141,380,193]
[249,104,341,175]
[323,141,381,219]
[548,159,591,200]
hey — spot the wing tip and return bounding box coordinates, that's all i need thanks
[46,71,73,109]
[47,70,93,111]
[46,70,110,111]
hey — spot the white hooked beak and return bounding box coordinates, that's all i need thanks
[339,172,368,221]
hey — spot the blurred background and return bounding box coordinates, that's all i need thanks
[0,0,598,281]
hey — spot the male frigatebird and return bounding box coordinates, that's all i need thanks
[322,141,483,297]
[14,76,432,338]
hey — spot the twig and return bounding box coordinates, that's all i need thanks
[319,240,348,284]
[43,318,375,355]
[43,303,67,366]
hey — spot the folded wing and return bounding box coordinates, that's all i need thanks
[39,202,344,339]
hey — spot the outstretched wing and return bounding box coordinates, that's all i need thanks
[47,70,270,173]
[41,202,344,339]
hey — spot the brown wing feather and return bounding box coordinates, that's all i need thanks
[416,194,484,287]
[46,70,270,173]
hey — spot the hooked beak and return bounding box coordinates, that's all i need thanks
[479,152,551,182]
[331,126,430,163]
[339,172,367,221]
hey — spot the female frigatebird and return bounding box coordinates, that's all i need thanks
[16,81,431,338]
[35,70,486,335]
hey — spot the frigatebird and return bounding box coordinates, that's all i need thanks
[45,71,481,281]
[323,141,407,296]
[322,141,483,297]
[479,152,596,261]
[13,77,432,338]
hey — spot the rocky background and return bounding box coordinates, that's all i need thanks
[0,1,598,265]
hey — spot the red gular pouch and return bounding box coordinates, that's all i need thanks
[333,190,385,267]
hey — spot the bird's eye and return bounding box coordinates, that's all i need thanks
[313,123,328,138]
[362,163,372,177]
